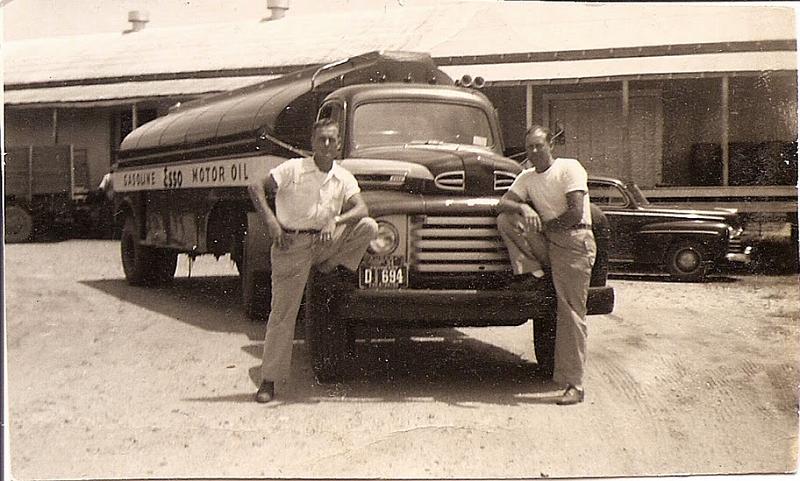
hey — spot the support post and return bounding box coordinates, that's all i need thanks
[52,108,59,144]
[721,76,730,186]
[622,80,632,180]
[132,103,139,130]
[525,84,533,130]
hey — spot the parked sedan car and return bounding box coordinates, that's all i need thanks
[588,176,751,281]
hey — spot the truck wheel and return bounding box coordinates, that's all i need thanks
[120,216,177,286]
[532,303,557,379]
[5,204,34,243]
[241,237,271,321]
[666,241,707,282]
[304,269,350,383]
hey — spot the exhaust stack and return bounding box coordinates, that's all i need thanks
[126,10,149,32]
[265,0,290,20]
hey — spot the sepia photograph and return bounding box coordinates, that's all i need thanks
[2,0,798,479]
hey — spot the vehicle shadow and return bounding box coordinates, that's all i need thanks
[234,336,564,407]
[81,276,566,406]
[609,270,740,283]
[81,276,265,340]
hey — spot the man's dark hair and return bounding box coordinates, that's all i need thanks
[312,118,339,136]
[526,124,552,143]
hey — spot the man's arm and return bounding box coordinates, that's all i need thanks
[544,190,586,231]
[337,192,369,224]
[319,192,369,242]
[498,190,542,232]
[247,174,287,249]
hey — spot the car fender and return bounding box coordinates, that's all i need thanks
[635,220,729,264]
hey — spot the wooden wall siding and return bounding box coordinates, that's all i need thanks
[544,91,663,187]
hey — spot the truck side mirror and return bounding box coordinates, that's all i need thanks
[551,120,566,145]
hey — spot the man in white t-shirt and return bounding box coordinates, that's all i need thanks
[496,125,596,405]
[248,118,378,403]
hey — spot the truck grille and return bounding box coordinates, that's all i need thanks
[410,216,511,273]
[434,171,465,191]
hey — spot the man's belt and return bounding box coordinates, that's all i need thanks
[283,228,321,235]
[549,223,592,232]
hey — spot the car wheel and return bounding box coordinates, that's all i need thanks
[120,215,178,286]
[304,269,350,383]
[5,204,34,243]
[666,241,707,282]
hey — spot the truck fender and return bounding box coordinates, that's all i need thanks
[589,204,610,287]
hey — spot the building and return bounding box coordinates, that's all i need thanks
[4,2,798,224]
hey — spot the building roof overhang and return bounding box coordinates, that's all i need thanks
[4,3,796,106]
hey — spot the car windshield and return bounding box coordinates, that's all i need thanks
[626,182,650,206]
[350,101,494,151]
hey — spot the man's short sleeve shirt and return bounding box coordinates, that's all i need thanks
[508,157,592,224]
[270,157,360,230]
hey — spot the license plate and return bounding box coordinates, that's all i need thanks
[359,264,408,289]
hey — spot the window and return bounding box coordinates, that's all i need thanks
[588,182,627,207]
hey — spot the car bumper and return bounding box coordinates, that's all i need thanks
[335,286,615,327]
[725,245,753,264]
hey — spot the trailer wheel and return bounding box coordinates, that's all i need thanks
[304,269,351,383]
[5,204,34,243]
[241,236,271,321]
[120,216,177,286]
[666,241,707,282]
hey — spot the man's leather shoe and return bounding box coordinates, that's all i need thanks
[255,381,275,403]
[556,385,584,405]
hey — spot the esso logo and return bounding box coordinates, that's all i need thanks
[163,167,183,189]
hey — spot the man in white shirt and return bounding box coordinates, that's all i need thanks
[248,118,378,403]
[496,125,596,405]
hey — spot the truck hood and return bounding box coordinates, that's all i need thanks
[342,144,521,196]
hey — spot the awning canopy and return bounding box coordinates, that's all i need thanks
[3,76,278,107]
[440,51,798,86]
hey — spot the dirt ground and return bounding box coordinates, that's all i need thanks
[4,240,799,479]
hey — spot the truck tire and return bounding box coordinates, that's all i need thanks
[304,269,351,383]
[532,298,557,379]
[120,216,178,286]
[666,240,707,282]
[5,204,34,243]
[240,235,271,321]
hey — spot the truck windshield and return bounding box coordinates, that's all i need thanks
[350,102,494,151]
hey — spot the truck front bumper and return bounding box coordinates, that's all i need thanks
[336,286,615,327]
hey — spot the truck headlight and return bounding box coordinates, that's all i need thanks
[368,221,399,255]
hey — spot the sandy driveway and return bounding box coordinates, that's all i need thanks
[5,240,798,479]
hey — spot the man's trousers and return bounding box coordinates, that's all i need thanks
[260,217,378,382]
[496,212,596,388]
